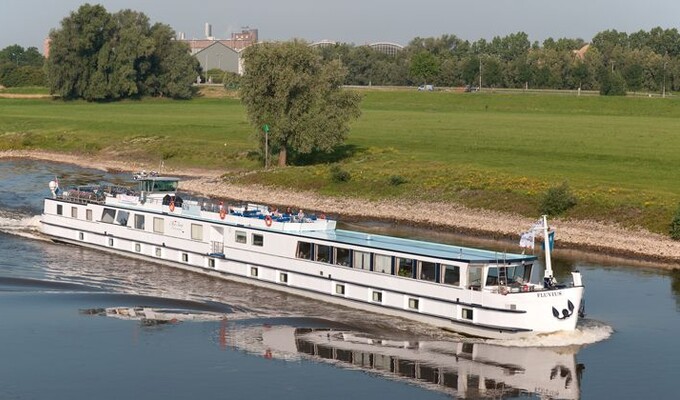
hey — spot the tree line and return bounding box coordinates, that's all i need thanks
[0,45,45,87]
[317,27,680,95]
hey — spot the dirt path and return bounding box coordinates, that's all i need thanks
[3,150,679,267]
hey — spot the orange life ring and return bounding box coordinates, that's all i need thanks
[219,201,226,219]
[521,284,529,292]
[169,200,175,212]
[319,213,326,219]
[264,215,273,227]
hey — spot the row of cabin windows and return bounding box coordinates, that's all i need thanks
[296,241,461,286]
[98,208,208,241]
[235,230,264,247]
[56,205,93,221]
[98,208,268,249]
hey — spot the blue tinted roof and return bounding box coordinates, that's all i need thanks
[300,229,536,264]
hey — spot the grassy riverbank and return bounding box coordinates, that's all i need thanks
[1,89,679,235]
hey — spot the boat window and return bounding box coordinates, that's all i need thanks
[335,284,345,295]
[279,272,288,283]
[408,298,419,310]
[442,265,460,286]
[86,209,93,221]
[419,261,437,282]
[315,244,332,263]
[78,232,84,240]
[71,207,78,218]
[101,208,116,223]
[462,308,473,320]
[181,253,188,262]
[353,251,370,270]
[191,224,203,241]
[208,259,215,268]
[155,247,162,257]
[372,291,383,302]
[373,254,392,274]
[57,204,63,215]
[334,248,351,267]
[296,241,312,259]
[250,267,258,277]
[152,180,178,192]
[508,264,533,284]
[486,267,499,286]
[468,266,483,289]
[134,243,141,252]
[235,231,247,244]
[134,214,145,230]
[115,210,129,226]
[396,257,415,278]
[252,233,264,247]
[153,217,164,233]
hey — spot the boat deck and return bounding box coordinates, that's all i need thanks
[300,229,537,264]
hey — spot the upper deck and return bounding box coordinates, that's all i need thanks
[300,229,537,265]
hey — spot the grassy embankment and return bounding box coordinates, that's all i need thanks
[1,89,679,234]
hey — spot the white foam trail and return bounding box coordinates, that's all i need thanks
[0,212,47,241]
[484,319,613,348]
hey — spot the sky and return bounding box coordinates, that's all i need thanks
[3,0,680,52]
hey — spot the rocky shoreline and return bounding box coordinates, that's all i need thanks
[2,150,679,268]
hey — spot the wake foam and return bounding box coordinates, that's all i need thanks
[484,318,613,348]
[0,210,44,240]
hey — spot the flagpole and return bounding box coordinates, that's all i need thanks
[542,215,554,283]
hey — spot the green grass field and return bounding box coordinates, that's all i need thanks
[1,89,679,233]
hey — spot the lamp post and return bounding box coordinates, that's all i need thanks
[479,56,482,91]
[663,61,668,98]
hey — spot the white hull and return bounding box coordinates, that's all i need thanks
[41,190,584,340]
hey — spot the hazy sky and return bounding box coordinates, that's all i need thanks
[3,0,680,52]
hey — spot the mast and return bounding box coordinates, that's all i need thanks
[542,215,554,282]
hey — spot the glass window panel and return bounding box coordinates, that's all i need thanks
[101,208,116,223]
[419,261,437,281]
[442,265,460,286]
[253,234,264,246]
[397,257,415,278]
[153,217,164,233]
[353,251,370,270]
[334,248,351,267]
[374,254,392,274]
[296,241,312,259]
[134,214,145,230]
[315,244,331,263]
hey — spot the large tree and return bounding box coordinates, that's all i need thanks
[45,4,199,100]
[240,41,362,166]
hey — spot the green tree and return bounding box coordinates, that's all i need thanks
[409,51,440,85]
[46,4,198,100]
[240,41,362,166]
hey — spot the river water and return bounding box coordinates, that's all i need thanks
[0,159,678,399]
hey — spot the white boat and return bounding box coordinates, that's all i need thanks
[41,173,585,339]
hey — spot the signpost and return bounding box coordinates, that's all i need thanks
[263,124,270,169]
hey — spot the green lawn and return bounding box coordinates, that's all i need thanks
[1,90,679,233]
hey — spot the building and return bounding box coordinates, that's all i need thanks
[194,41,240,74]
[181,27,258,55]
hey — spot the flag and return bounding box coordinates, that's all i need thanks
[519,231,535,249]
[541,230,555,251]
[531,218,544,231]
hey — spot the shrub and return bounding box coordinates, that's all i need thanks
[539,182,577,216]
[330,165,351,182]
[670,205,680,240]
[389,175,407,186]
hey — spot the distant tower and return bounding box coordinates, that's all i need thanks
[178,32,185,40]
[205,23,213,40]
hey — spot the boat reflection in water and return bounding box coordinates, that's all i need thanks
[224,323,584,399]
